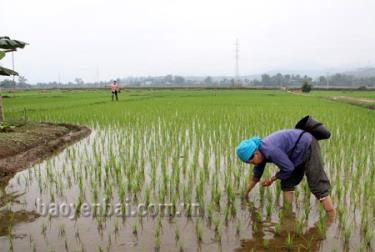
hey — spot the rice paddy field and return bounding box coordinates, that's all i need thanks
[1,89,375,251]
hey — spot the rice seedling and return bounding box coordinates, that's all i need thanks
[343,224,352,244]
[295,216,304,236]
[285,232,293,251]
[196,219,203,242]
[8,229,13,252]
[41,222,47,237]
[58,223,66,238]
[263,239,270,250]
[213,215,220,233]
[266,201,272,218]
[317,207,326,238]
[154,218,161,249]
[132,221,138,236]
[236,218,241,235]
[3,90,375,250]
[275,222,282,236]
[175,224,180,242]
[64,237,69,252]
[114,215,119,235]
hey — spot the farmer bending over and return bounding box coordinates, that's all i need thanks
[236,129,336,220]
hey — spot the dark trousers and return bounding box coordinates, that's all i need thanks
[112,91,118,101]
[280,138,331,199]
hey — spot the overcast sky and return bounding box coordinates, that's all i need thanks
[1,0,375,83]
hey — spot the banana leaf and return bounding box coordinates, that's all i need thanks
[0,37,28,50]
[0,66,18,76]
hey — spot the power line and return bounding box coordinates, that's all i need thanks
[235,39,239,87]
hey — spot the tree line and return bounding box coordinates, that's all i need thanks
[1,73,375,89]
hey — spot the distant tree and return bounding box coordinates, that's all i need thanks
[174,76,185,84]
[261,74,271,85]
[284,74,291,86]
[275,73,283,86]
[204,76,212,85]
[0,79,14,88]
[318,76,326,86]
[74,78,84,85]
[302,81,312,93]
[18,75,27,85]
[163,75,173,84]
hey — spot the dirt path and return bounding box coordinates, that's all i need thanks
[0,122,91,179]
[287,90,307,96]
[331,96,375,103]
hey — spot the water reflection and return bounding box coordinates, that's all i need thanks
[0,176,40,237]
[236,200,328,251]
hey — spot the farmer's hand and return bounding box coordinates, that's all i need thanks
[261,176,277,187]
[261,179,273,187]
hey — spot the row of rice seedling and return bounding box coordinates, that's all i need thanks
[2,90,375,251]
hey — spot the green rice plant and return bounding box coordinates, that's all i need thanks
[118,185,125,204]
[144,185,151,206]
[343,224,352,244]
[64,237,69,251]
[175,224,180,242]
[285,232,293,251]
[132,220,138,236]
[154,217,161,249]
[255,211,262,223]
[8,229,13,252]
[114,216,119,235]
[236,218,241,235]
[275,222,282,236]
[75,227,80,241]
[317,211,326,238]
[253,223,258,234]
[303,204,310,221]
[29,234,33,248]
[58,224,66,238]
[41,222,47,237]
[196,219,203,242]
[5,89,375,250]
[107,233,112,250]
[363,228,373,248]
[266,201,272,218]
[263,239,270,250]
[206,203,214,223]
[224,207,230,223]
[295,216,304,236]
[213,215,220,233]
[275,181,281,201]
[216,223,222,243]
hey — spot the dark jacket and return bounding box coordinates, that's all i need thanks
[254,129,313,180]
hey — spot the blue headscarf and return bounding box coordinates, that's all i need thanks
[236,137,262,163]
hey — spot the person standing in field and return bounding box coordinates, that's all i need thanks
[236,129,336,220]
[111,80,119,101]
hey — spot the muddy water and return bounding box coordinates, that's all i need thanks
[0,128,368,251]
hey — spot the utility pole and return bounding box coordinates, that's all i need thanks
[235,39,239,87]
[12,51,15,90]
[96,66,100,85]
[326,72,329,89]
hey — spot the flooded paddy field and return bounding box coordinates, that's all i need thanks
[1,89,375,251]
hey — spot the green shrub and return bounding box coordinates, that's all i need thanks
[302,81,312,93]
